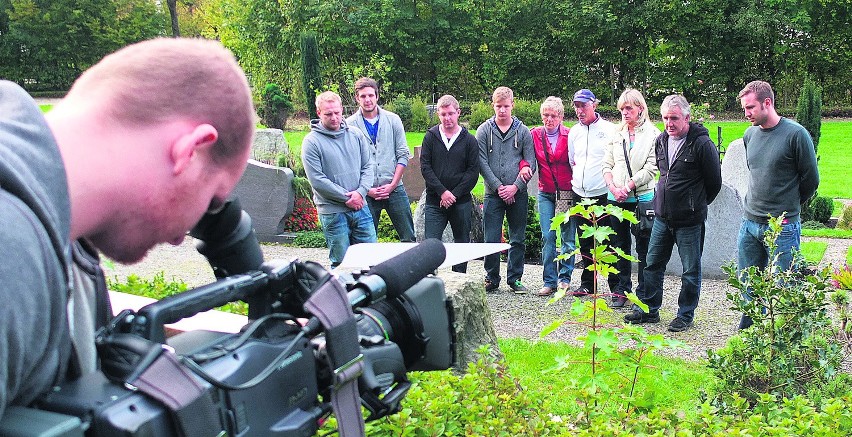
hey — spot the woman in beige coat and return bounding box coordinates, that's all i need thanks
[602,89,660,307]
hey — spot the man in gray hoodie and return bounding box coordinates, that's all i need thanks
[477,86,536,294]
[346,77,415,242]
[303,91,377,267]
[0,38,255,418]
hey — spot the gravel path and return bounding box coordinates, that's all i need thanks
[109,237,850,363]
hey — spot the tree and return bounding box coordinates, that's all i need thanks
[167,0,180,37]
[796,78,822,153]
[300,31,321,117]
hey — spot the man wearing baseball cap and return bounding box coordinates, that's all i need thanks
[567,89,615,296]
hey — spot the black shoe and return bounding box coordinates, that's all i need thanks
[484,278,499,293]
[570,286,590,297]
[623,310,660,324]
[509,280,528,294]
[668,317,693,332]
[610,295,628,308]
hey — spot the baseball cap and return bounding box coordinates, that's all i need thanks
[573,89,597,103]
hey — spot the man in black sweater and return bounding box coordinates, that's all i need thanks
[624,94,722,332]
[420,94,480,272]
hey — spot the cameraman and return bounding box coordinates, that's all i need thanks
[0,38,255,418]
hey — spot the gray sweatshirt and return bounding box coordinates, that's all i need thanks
[476,116,536,195]
[0,81,73,417]
[302,119,375,214]
[346,107,410,187]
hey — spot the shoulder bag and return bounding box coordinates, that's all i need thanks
[542,130,574,213]
[621,139,655,238]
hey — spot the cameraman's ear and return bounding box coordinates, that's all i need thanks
[171,124,219,175]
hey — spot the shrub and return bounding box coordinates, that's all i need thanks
[300,31,321,116]
[802,195,833,224]
[375,202,417,242]
[385,95,414,130]
[466,100,493,128]
[837,204,852,230]
[292,231,326,248]
[107,272,187,300]
[408,98,434,132]
[708,215,842,408]
[260,83,293,130]
[802,220,825,230]
[796,78,822,153]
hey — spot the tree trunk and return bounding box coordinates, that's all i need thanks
[167,0,180,37]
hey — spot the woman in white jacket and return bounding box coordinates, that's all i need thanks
[602,89,660,307]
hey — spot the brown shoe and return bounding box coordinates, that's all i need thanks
[537,286,555,297]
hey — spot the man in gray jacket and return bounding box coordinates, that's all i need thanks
[303,91,377,267]
[1,38,255,418]
[346,77,414,241]
[477,86,536,294]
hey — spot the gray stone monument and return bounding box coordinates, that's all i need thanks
[251,128,288,165]
[232,159,295,243]
[403,146,426,202]
[440,271,503,373]
[721,138,748,204]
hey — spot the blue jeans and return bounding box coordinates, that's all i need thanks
[424,200,472,273]
[641,219,705,323]
[483,193,528,285]
[737,217,801,328]
[538,192,575,287]
[737,217,800,273]
[319,208,377,267]
[366,184,415,242]
[608,200,649,296]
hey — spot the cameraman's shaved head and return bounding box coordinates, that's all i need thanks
[47,38,255,263]
[66,38,255,167]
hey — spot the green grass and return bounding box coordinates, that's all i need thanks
[499,338,712,416]
[847,246,852,266]
[802,228,852,238]
[800,241,828,264]
[284,130,425,155]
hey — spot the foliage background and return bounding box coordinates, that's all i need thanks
[2,0,850,113]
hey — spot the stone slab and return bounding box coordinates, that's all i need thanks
[231,159,295,243]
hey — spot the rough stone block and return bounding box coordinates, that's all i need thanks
[664,182,742,278]
[439,271,503,373]
[252,128,288,165]
[231,160,294,243]
[721,138,748,204]
[403,146,426,202]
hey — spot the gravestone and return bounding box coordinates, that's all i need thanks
[721,138,748,204]
[232,159,295,243]
[413,191,484,243]
[252,128,288,165]
[403,145,426,201]
[663,182,743,278]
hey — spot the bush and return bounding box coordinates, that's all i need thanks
[465,98,546,128]
[385,95,416,130]
[292,231,326,248]
[838,204,852,230]
[375,202,417,242]
[466,100,493,128]
[804,196,834,224]
[708,216,842,408]
[796,78,822,152]
[408,98,435,132]
[260,83,293,130]
[107,272,187,300]
[802,220,826,230]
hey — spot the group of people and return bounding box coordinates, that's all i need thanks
[304,79,819,335]
[0,33,818,419]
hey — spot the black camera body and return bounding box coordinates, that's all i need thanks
[0,200,455,437]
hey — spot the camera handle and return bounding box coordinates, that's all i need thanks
[302,264,367,437]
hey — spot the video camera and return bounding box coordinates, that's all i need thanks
[3,200,455,437]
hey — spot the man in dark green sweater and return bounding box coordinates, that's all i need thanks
[737,80,820,329]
